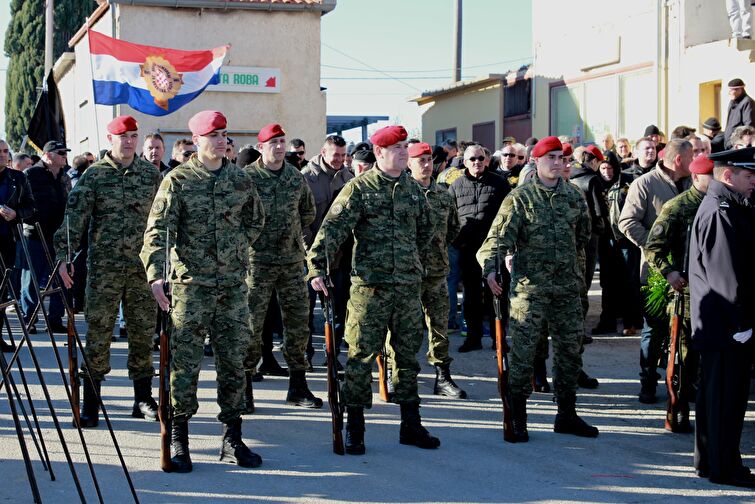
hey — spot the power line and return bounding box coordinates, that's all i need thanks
[322,76,472,80]
[320,56,532,74]
[321,43,422,92]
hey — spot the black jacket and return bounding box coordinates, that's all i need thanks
[448,169,510,251]
[725,92,755,146]
[689,179,755,351]
[23,161,69,242]
[0,168,35,240]
[569,162,607,235]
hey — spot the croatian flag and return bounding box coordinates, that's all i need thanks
[89,31,228,116]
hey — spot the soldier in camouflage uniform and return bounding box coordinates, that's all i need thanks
[391,142,465,398]
[644,154,712,433]
[141,111,265,472]
[56,116,160,428]
[477,136,599,442]
[308,125,440,455]
[240,123,321,410]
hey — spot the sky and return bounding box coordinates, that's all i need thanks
[320,0,533,141]
[0,0,532,143]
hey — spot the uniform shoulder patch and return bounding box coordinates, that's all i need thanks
[67,192,79,207]
[152,197,166,215]
[330,203,344,215]
[651,223,664,237]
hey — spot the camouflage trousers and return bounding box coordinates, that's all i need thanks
[170,283,247,423]
[244,261,309,372]
[386,275,451,366]
[343,282,424,408]
[82,267,154,382]
[535,277,589,360]
[509,292,583,400]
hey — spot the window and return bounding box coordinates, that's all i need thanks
[435,128,457,144]
[504,80,531,118]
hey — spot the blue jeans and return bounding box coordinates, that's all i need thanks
[20,238,64,326]
[447,245,462,325]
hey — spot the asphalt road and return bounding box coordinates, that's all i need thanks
[0,278,753,503]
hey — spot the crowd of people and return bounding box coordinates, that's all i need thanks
[0,77,752,487]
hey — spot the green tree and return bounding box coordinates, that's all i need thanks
[4,0,95,150]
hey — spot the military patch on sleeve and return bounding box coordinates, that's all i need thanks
[152,198,166,215]
[412,194,419,201]
[493,215,503,227]
[651,224,664,237]
[67,192,78,207]
[331,203,343,215]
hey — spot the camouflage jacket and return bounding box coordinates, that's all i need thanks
[243,158,315,264]
[54,153,160,272]
[420,179,460,278]
[476,176,591,296]
[307,167,433,286]
[140,156,265,287]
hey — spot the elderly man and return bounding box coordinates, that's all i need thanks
[724,78,755,147]
[478,136,598,442]
[448,144,510,352]
[702,117,726,153]
[11,153,32,172]
[57,116,161,428]
[618,139,693,404]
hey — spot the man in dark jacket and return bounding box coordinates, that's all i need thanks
[702,117,726,153]
[448,144,510,352]
[724,78,755,148]
[20,140,71,333]
[689,146,755,488]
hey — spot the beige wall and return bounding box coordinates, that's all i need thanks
[59,4,326,158]
[419,82,502,146]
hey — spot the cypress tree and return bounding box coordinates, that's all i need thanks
[4,0,95,150]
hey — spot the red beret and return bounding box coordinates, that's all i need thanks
[584,145,605,161]
[562,143,573,157]
[689,155,714,174]
[531,136,562,157]
[408,142,432,158]
[258,123,285,143]
[107,115,138,135]
[370,125,408,147]
[188,110,227,136]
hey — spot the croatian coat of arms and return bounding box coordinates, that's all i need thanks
[140,55,184,110]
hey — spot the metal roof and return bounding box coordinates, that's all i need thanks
[327,115,389,134]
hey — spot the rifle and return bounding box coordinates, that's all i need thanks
[323,251,344,455]
[375,349,390,402]
[158,228,172,471]
[665,224,691,432]
[65,216,80,427]
[493,243,515,443]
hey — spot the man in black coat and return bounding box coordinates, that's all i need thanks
[448,144,510,352]
[689,146,755,488]
[724,78,755,148]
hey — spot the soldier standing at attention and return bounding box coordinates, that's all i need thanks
[644,154,713,433]
[403,142,465,398]
[308,125,440,455]
[56,116,161,428]
[241,123,321,409]
[141,111,265,472]
[477,136,599,442]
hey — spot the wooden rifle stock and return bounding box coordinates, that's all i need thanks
[323,291,344,455]
[493,246,514,442]
[665,293,682,431]
[376,351,390,402]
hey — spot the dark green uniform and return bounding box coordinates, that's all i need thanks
[307,168,432,407]
[644,185,704,405]
[242,158,316,372]
[54,154,160,382]
[140,157,264,423]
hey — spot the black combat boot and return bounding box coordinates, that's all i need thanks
[131,377,158,420]
[638,380,657,404]
[345,406,366,455]
[532,357,550,393]
[242,371,255,415]
[79,379,101,428]
[554,393,599,438]
[219,417,262,468]
[510,395,529,443]
[666,401,694,433]
[433,364,467,398]
[286,370,323,408]
[577,369,599,389]
[170,419,192,473]
[259,353,288,377]
[399,402,440,449]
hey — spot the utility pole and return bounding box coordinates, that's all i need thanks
[45,0,54,74]
[452,0,462,82]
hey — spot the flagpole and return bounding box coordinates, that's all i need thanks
[85,18,102,156]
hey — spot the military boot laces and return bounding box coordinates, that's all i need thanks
[242,371,255,415]
[399,403,440,449]
[510,396,529,443]
[554,396,599,438]
[170,420,193,473]
[532,358,550,393]
[433,364,467,399]
[131,377,158,421]
[79,379,101,428]
[220,418,262,468]
[286,370,323,409]
[345,407,366,455]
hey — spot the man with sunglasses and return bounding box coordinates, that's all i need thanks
[288,138,307,169]
[20,141,72,334]
[448,144,510,352]
[168,138,196,172]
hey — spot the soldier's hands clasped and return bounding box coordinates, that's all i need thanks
[151,279,171,311]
